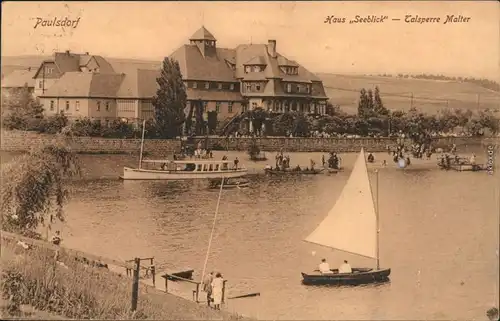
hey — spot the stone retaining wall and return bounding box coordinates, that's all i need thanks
[1,130,497,154]
[0,130,181,156]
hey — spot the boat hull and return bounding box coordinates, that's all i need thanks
[438,164,485,171]
[121,167,248,180]
[301,268,391,286]
[209,182,250,189]
[265,169,324,175]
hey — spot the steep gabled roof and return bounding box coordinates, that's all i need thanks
[40,72,123,98]
[170,45,236,82]
[244,56,267,65]
[189,26,216,41]
[1,69,36,88]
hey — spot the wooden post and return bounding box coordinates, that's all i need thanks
[222,280,227,304]
[131,258,140,312]
[164,276,168,293]
[151,265,156,287]
[195,283,200,303]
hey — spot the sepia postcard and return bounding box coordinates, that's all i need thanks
[0,1,499,320]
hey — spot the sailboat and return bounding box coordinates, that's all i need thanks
[301,148,391,286]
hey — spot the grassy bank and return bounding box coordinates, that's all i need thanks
[0,240,246,320]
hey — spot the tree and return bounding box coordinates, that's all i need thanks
[293,112,310,137]
[1,143,81,239]
[246,107,268,136]
[373,86,389,115]
[152,57,187,138]
[207,111,218,135]
[2,84,44,130]
[357,88,373,118]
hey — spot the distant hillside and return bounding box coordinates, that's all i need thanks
[318,73,500,115]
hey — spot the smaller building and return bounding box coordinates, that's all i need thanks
[33,50,114,97]
[1,68,37,98]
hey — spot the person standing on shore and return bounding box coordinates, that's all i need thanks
[211,272,224,310]
[202,271,214,306]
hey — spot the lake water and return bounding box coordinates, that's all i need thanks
[1,148,498,320]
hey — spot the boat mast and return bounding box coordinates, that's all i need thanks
[138,120,146,169]
[375,169,380,270]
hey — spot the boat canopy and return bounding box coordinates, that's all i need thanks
[142,160,234,165]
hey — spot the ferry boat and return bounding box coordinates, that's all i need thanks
[120,120,247,180]
[121,160,248,180]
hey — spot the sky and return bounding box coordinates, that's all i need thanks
[1,1,499,80]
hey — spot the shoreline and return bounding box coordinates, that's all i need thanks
[0,236,252,320]
[1,130,497,155]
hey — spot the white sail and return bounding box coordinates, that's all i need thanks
[304,148,377,259]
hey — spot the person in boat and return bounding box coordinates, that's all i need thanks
[470,153,476,165]
[451,143,457,155]
[294,165,301,172]
[211,272,224,310]
[339,260,352,274]
[321,154,325,167]
[233,157,239,170]
[318,258,331,274]
[202,271,214,306]
[51,230,62,246]
[406,156,411,166]
[367,153,375,163]
[310,158,315,170]
[222,155,228,161]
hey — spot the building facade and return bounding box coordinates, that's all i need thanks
[170,26,329,122]
[33,27,328,127]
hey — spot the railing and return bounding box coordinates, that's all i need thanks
[162,274,227,304]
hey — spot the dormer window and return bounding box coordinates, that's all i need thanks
[286,83,292,93]
[245,83,251,92]
[193,82,198,89]
[245,66,251,73]
[256,84,261,91]
[306,85,311,94]
[230,84,235,90]
[217,83,222,90]
[205,82,209,89]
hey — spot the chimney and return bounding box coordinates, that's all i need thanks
[65,50,70,55]
[85,52,89,55]
[28,67,31,71]
[267,40,276,57]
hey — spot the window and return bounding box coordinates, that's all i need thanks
[204,82,209,89]
[105,102,110,111]
[105,119,110,127]
[230,84,235,90]
[242,105,248,113]
[38,80,43,89]
[256,84,261,91]
[296,85,300,92]
[306,85,310,94]
[228,102,233,113]
[46,67,54,74]
[50,100,55,111]
[252,102,258,109]
[217,83,222,90]
[65,101,70,111]
[245,83,251,92]
[245,66,251,73]
[75,101,80,111]
[215,102,221,113]
[193,82,198,89]
[203,101,207,112]
[253,66,260,72]
[97,101,101,111]
[286,84,292,93]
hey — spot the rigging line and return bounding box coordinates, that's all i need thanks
[200,176,225,283]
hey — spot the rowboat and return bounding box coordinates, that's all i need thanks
[265,168,324,175]
[209,179,250,189]
[120,121,247,180]
[438,162,485,172]
[302,148,391,286]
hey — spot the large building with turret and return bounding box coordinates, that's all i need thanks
[13,26,328,126]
